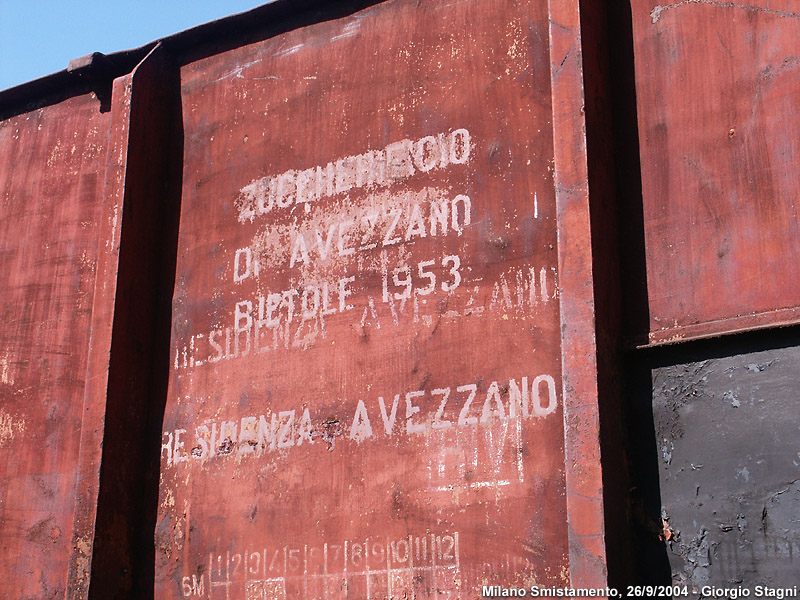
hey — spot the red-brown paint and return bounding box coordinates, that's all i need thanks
[632,0,800,344]
[0,1,612,596]
[155,0,607,597]
[0,91,120,598]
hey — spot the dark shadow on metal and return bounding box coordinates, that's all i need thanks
[607,0,650,349]
[606,0,671,586]
[621,350,674,584]
[578,0,668,587]
[637,323,800,369]
[87,45,183,600]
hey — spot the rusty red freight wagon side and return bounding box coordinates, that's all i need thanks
[5,0,754,596]
[0,84,117,600]
[156,0,608,598]
[0,49,180,599]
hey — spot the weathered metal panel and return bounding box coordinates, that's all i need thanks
[652,343,800,589]
[548,0,611,587]
[156,0,607,597]
[84,47,184,600]
[631,0,800,344]
[0,92,117,598]
[0,47,185,599]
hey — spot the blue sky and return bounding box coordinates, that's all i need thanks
[0,1,275,91]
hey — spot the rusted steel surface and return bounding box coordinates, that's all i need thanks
[548,0,610,588]
[631,0,800,345]
[156,0,607,597]
[83,47,184,600]
[0,92,118,598]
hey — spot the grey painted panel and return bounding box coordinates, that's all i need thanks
[653,346,800,589]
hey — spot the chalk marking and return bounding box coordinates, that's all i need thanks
[433,480,512,492]
[236,129,471,222]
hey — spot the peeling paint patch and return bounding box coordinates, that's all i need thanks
[74,536,93,584]
[651,0,800,24]
[162,487,176,509]
[0,351,15,385]
[653,345,800,586]
[0,408,25,447]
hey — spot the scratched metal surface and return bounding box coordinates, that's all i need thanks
[156,0,575,597]
[652,345,800,588]
[632,0,800,344]
[0,94,112,598]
